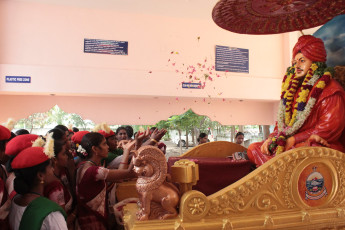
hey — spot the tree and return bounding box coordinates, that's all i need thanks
[14,105,94,133]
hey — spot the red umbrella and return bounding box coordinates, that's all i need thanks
[212,0,345,34]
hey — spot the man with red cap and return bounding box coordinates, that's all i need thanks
[247,35,345,166]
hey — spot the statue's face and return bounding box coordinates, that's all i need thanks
[292,52,313,79]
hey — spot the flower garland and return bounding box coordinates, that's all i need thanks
[269,62,332,155]
[44,132,55,159]
[77,144,88,157]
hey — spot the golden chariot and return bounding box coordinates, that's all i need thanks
[117,141,345,229]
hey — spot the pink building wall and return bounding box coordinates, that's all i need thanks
[0,0,308,125]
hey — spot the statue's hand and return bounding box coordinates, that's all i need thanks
[285,136,295,151]
[261,138,272,155]
[139,214,149,221]
[307,134,330,147]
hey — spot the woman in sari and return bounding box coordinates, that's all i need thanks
[44,134,76,230]
[9,135,67,230]
[75,132,136,230]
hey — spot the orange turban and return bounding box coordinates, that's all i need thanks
[292,35,327,62]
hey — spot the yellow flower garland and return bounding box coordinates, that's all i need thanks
[271,63,332,155]
[284,63,317,127]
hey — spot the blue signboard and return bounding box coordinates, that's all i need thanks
[215,45,249,73]
[182,82,201,89]
[5,76,31,83]
[84,39,128,55]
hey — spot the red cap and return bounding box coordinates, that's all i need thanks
[0,125,11,141]
[11,147,49,169]
[71,131,90,144]
[98,130,115,138]
[5,134,39,156]
[292,35,327,62]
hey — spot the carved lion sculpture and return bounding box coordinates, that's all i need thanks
[133,145,180,221]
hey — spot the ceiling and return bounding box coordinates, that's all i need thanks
[13,0,220,19]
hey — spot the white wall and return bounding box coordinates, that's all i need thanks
[0,0,292,125]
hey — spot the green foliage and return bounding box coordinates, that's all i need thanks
[15,105,93,131]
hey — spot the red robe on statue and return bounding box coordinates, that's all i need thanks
[248,79,345,166]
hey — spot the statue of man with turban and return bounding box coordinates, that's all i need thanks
[247,35,345,166]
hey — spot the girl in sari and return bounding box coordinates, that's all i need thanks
[9,136,67,230]
[44,135,76,230]
[75,132,136,230]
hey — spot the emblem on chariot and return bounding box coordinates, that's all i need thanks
[305,167,327,200]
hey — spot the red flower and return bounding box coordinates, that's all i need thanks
[303,85,313,91]
[277,138,286,146]
[311,87,322,98]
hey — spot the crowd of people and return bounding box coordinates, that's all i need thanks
[0,122,166,230]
